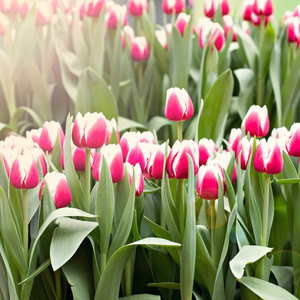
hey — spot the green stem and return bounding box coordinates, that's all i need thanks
[79,171,85,189]
[210,199,216,264]
[85,148,91,212]
[177,121,183,142]
[55,270,62,300]
[258,16,265,51]
[100,253,107,275]
[178,179,185,238]
[262,175,270,246]
[125,259,132,296]
[23,190,28,264]
[298,160,300,178]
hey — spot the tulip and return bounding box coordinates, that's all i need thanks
[127,0,148,16]
[165,87,194,122]
[72,112,107,149]
[0,12,8,36]
[199,138,217,166]
[51,0,71,14]
[26,147,47,177]
[271,126,288,153]
[131,36,150,61]
[139,131,155,144]
[241,105,269,137]
[166,140,199,179]
[285,17,300,43]
[3,135,34,153]
[106,118,120,144]
[197,163,225,200]
[121,25,135,48]
[35,1,52,27]
[126,142,151,174]
[125,162,144,197]
[253,0,273,17]
[223,15,237,42]
[39,121,65,153]
[175,12,191,36]
[93,144,124,183]
[105,2,127,30]
[242,21,250,35]
[10,153,39,190]
[204,0,229,19]
[250,12,272,26]
[162,0,185,15]
[0,0,20,14]
[26,128,42,146]
[254,137,283,174]
[0,145,18,177]
[227,128,242,153]
[242,0,254,21]
[236,136,252,170]
[148,143,169,180]
[40,172,72,209]
[293,5,300,18]
[85,0,105,18]
[120,131,140,160]
[155,28,168,50]
[286,123,300,157]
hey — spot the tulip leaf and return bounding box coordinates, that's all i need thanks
[229,245,273,279]
[277,178,300,185]
[147,282,180,290]
[238,276,298,300]
[94,238,180,300]
[153,31,169,75]
[50,217,98,271]
[75,67,118,121]
[198,69,234,144]
[117,116,147,132]
[120,294,161,300]
[271,266,293,293]
[147,116,172,133]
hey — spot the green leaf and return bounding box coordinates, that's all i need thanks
[239,276,298,300]
[50,217,98,271]
[229,245,273,279]
[147,116,172,133]
[277,178,300,185]
[75,67,118,120]
[147,282,180,290]
[271,266,293,293]
[198,69,234,144]
[120,294,161,300]
[117,116,147,133]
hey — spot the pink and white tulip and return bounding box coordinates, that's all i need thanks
[105,2,127,30]
[51,0,71,14]
[127,0,148,16]
[35,1,52,27]
[121,25,135,48]
[285,17,300,43]
[155,28,168,50]
[242,0,254,21]
[126,142,151,174]
[175,12,191,36]
[162,0,185,15]
[271,126,288,153]
[227,128,242,153]
[236,137,253,170]
[131,36,150,61]
[204,0,230,19]
[125,162,144,197]
[85,0,105,18]
[223,15,237,41]
[106,118,120,144]
[253,0,273,17]
[286,123,300,157]
[198,138,217,166]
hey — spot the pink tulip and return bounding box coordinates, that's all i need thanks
[241,105,269,137]
[227,128,242,153]
[166,140,199,179]
[284,10,293,22]
[10,153,39,190]
[26,128,42,146]
[175,12,191,36]
[199,138,217,166]
[131,36,150,61]
[285,17,300,43]
[121,25,135,48]
[254,137,283,174]
[105,2,127,30]
[0,0,20,14]
[162,0,185,15]
[85,0,105,18]
[139,131,155,144]
[26,148,47,177]
[125,162,144,197]
[93,144,124,183]
[204,0,229,19]
[242,21,250,35]
[293,5,300,18]
[155,28,168,50]
[0,145,18,177]
[127,0,148,16]
[223,15,237,42]
[126,142,151,174]
[106,118,120,144]
[35,1,52,27]
[72,112,107,149]
[253,0,273,17]
[165,87,194,122]
[148,143,169,180]
[236,137,253,170]
[271,126,288,153]
[120,132,140,160]
[40,172,72,208]
[286,123,300,157]
[242,0,254,21]
[197,163,225,200]
[51,0,71,14]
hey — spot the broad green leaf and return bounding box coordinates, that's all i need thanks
[271,266,293,294]
[229,245,272,279]
[120,294,161,300]
[277,178,300,185]
[147,116,172,133]
[50,217,98,271]
[75,67,118,120]
[198,69,234,144]
[147,282,180,290]
[118,116,147,133]
[239,276,298,300]
[153,30,169,75]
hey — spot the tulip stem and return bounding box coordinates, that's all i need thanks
[55,270,62,300]
[100,252,107,275]
[85,149,91,212]
[262,175,270,246]
[23,189,28,264]
[298,160,300,178]
[210,199,216,264]
[178,179,185,238]
[177,121,183,142]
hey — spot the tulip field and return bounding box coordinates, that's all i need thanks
[2,0,300,299]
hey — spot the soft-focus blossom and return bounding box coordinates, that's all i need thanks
[285,17,300,43]
[35,1,52,27]
[254,137,283,174]
[166,140,199,179]
[165,87,194,122]
[241,0,254,21]
[271,126,288,152]
[293,5,300,18]
[51,0,71,14]
[105,2,127,30]
[126,142,151,174]
[199,138,217,166]
[197,163,225,200]
[39,121,65,153]
[72,112,107,149]
[0,0,20,14]
[253,0,273,17]
[175,12,191,36]
[26,128,42,146]
[236,137,253,170]
[162,0,185,15]
[286,123,300,157]
[223,15,237,41]
[204,0,229,19]
[125,162,144,197]
[10,153,39,190]
[106,118,120,144]
[166,23,172,35]
[26,147,47,176]
[121,25,135,48]
[155,28,168,50]
[93,144,124,183]
[84,0,105,18]
[242,20,250,35]
[0,12,8,36]
[147,143,170,180]
[131,36,149,61]
[127,0,148,16]
[227,128,242,153]
[0,145,18,177]
[241,105,269,137]
[250,12,272,26]
[40,172,72,208]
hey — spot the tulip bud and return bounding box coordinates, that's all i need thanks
[204,0,230,19]
[120,131,140,160]
[293,5,300,18]
[162,0,185,15]
[241,0,254,21]
[51,0,71,14]
[26,128,42,146]
[236,137,253,170]
[285,17,300,43]
[254,137,283,174]
[105,2,127,30]
[241,105,269,137]
[127,0,148,16]
[106,118,120,144]
[39,121,65,153]
[253,0,273,17]
[72,112,107,149]
[286,123,300,157]
[271,126,288,153]
[175,12,191,36]
[126,142,151,174]
[40,172,72,208]
[147,143,170,180]
[35,1,52,27]
[166,140,199,179]
[0,145,18,177]
[131,36,150,61]
[198,138,217,166]
[223,15,237,42]
[26,147,47,177]
[227,128,242,153]
[93,144,124,183]
[85,0,105,18]
[139,131,155,144]
[155,28,168,50]
[0,0,20,14]
[121,25,135,48]
[250,12,272,26]
[125,162,144,197]
[197,163,225,200]
[165,87,194,122]
[10,153,39,189]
